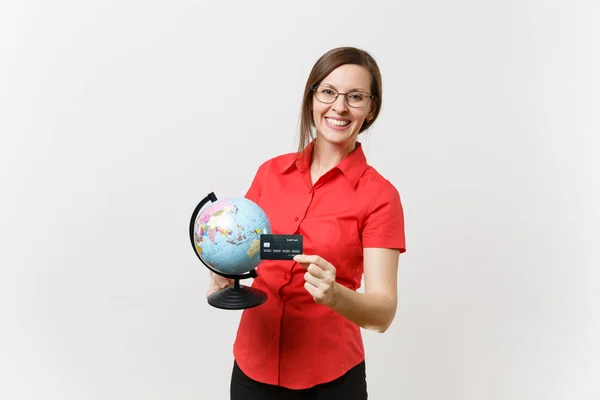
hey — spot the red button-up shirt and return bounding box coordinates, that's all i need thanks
[233,141,406,389]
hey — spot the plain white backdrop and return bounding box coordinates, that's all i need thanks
[1,1,599,399]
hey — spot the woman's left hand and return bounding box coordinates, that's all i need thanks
[293,254,338,307]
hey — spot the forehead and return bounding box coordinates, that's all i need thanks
[320,64,371,92]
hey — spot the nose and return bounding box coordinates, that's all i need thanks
[332,94,349,113]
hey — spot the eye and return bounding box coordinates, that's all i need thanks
[321,89,335,95]
[348,93,364,101]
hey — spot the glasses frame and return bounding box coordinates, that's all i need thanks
[311,85,375,108]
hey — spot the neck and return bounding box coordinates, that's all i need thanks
[310,138,356,179]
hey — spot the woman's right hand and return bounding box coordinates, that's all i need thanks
[207,271,234,297]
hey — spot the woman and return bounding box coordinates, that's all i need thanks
[209,46,406,400]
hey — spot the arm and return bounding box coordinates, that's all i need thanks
[296,186,405,331]
[294,247,400,333]
[331,247,399,333]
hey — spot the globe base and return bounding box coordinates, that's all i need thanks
[207,281,267,310]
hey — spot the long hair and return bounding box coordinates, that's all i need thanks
[297,47,383,155]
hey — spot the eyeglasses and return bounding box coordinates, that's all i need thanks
[312,85,375,108]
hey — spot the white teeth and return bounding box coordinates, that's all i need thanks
[325,117,350,127]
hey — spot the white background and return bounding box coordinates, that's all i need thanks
[1,1,599,399]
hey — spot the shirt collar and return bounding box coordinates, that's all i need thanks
[280,140,368,188]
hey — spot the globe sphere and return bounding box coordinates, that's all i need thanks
[193,197,271,275]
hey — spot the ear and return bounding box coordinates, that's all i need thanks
[367,102,377,120]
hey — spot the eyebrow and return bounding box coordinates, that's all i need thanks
[319,83,370,93]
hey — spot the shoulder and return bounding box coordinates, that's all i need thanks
[252,151,298,176]
[359,165,401,202]
[358,165,406,250]
[245,151,298,200]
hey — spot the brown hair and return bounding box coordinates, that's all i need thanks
[297,47,383,154]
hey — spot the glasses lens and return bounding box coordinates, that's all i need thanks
[346,92,369,108]
[314,86,337,103]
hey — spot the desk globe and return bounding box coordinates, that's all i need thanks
[189,192,271,309]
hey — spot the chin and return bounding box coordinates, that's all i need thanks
[318,129,357,146]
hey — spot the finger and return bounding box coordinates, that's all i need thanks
[293,254,334,272]
[304,270,323,288]
[304,281,320,298]
[293,254,320,265]
[219,280,231,289]
[306,264,327,279]
[293,255,310,269]
[293,255,311,269]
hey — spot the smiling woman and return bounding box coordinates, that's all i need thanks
[297,48,382,155]
[207,47,406,400]
[307,64,374,162]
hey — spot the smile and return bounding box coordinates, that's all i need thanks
[325,117,351,127]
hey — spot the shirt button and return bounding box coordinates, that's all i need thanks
[272,335,277,342]
[294,216,299,221]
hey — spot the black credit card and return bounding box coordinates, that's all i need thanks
[260,234,303,260]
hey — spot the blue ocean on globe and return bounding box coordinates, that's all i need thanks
[193,197,271,275]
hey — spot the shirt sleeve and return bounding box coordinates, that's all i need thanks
[244,161,266,204]
[361,186,406,252]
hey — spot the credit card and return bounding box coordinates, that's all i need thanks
[260,234,303,260]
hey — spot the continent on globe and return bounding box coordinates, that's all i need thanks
[247,238,260,259]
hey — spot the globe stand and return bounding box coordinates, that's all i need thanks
[190,192,268,310]
[207,279,267,310]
